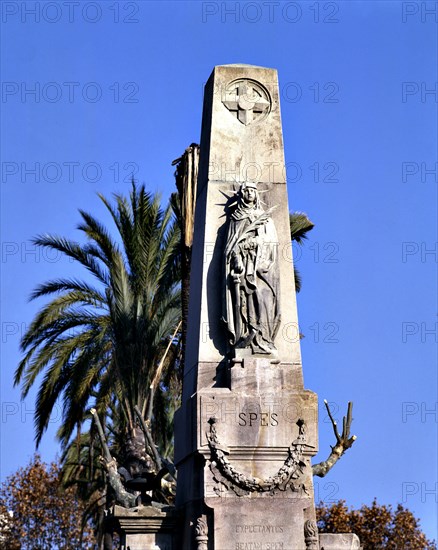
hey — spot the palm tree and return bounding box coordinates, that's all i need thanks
[14,184,181,458]
[290,212,315,292]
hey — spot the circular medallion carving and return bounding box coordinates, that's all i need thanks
[222,78,272,126]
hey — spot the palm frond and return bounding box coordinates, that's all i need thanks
[290,212,315,244]
[32,235,108,284]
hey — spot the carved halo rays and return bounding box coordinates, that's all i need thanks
[216,186,270,213]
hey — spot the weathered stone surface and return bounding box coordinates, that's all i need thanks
[209,499,308,550]
[110,504,177,550]
[319,533,361,549]
[198,388,318,451]
[230,358,304,392]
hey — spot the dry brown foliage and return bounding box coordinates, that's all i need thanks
[0,454,95,549]
[316,498,436,549]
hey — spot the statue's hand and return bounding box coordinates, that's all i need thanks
[258,260,272,273]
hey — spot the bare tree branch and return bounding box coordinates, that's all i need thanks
[150,320,182,396]
[142,320,181,420]
[133,405,163,471]
[312,400,357,478]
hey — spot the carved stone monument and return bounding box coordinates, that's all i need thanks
[174,64,333,549]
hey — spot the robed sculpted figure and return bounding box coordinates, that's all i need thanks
[223,182,281,355]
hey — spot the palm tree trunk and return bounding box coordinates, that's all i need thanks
[172,144,200,370]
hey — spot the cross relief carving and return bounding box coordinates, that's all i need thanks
[222,79,271,125]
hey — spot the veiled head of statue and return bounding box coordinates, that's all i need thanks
[240,181,260,208]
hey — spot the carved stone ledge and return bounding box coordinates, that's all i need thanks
[319,533,361,549]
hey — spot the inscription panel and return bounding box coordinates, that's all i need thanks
[209,500,306,550]
[235,541,284,549]
[234,524,285,549]
[198,392,318,451]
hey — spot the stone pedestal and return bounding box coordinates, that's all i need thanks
[110,504,177,550]
[176,355,319,549]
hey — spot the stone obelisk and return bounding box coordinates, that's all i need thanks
[175,65,319,550]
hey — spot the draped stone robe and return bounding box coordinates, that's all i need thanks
[223,197,281,354]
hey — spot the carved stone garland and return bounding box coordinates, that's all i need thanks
[206,417,310,497]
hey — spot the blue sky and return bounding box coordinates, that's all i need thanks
[1,0,437,541]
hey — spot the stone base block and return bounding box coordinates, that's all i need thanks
[319,533,361,549]
[110,504,177,550]
[230,357,304,392]
[206,497,315,550]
